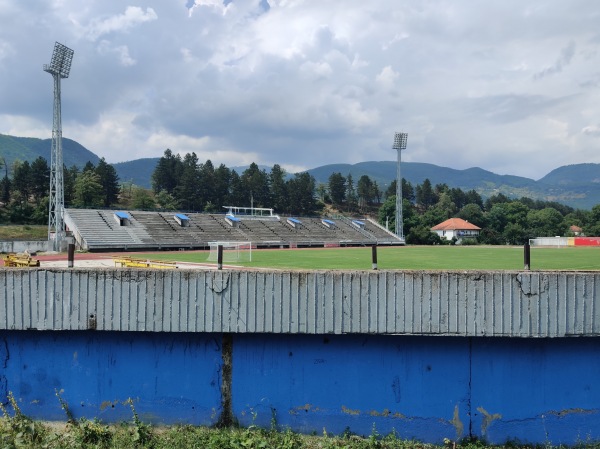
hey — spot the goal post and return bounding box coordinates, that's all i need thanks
[207,241,252,262]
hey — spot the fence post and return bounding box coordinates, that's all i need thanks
[217,244,223,270]
[524,242,531,271]
[371,245,378,270]
[67,243,75,268]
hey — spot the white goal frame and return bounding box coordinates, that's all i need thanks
[207,241,253,262]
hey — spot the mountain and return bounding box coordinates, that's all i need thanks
[1,134,599,209]
[113,158,160,189]
[306,161,600,209]
[0,134,100,169]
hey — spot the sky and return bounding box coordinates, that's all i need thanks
[1,1,600,180]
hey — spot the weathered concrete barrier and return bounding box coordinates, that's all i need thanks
[0,268,599,445]
[0,240,48,254]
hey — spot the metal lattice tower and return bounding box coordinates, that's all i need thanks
[392,132,408,241]
[44,42,74,251]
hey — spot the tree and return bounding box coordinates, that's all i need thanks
[345,173,358,212]
[95,158,120,207]
[174,152,201,210]
[484,193,510,211]
[286,172,318,215]
[402,179,415,203]
[64,165,79,206]
[12,161,31,203]
[406,224,443,245]
[384,179,414,203]
[213,164,232,209]
[316,183,329,203]
[198,159,216,207]
[328,172,346,206]
[155,190,178,210]
[415,179,436,210]
[0,157,11,204]
[83,161,95,173]
[30,157,50,203]
[457,203,486,228]
[73,171,103,208]
[228,171,246,206]
[132,187,156,210]
[527,207,565,237]
[378,195,396,233]
[241,163,270,208]
[151,149,183,194]
[270,164,288,213]
[357,175,374,211]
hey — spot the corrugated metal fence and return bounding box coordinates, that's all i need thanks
[0,268,598,337]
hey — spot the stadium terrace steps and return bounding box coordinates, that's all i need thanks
[65,209,404,251]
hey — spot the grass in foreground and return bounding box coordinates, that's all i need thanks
[139,246,600,271]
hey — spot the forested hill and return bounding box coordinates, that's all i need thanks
[1,133,599,209]
[0,134,100,169]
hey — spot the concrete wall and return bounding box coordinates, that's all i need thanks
[1,268,600,444]
[1,269,599,337]
[2,330,600,445]
[0,240,48,254]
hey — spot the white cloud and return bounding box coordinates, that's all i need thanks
[83,6,157,41]
[1,0,600,181]
[97,41,136,66]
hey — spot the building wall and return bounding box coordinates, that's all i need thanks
[2,330,600,445]
[1,268,600,444]
[0,331,223,424]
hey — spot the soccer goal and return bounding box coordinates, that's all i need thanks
[207,241,253,262]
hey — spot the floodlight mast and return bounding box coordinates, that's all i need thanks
[44,42,74,251]
[392,132,408,242]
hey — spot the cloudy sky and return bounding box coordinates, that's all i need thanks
[1,1,600,179]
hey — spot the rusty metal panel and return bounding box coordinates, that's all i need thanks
[1,268,600,337]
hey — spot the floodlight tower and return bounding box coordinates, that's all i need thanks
[392,132,408,241]
[44,42,74,251]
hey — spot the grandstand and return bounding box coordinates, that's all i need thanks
[64,209,404,251]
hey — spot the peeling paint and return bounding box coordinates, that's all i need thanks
[368,409,406,419]
[99,400,119,411]
[547,408,598,417]
[341,405,360,416]
[290,403,322,415]
[451,404,464,440]
[477,406,502,435]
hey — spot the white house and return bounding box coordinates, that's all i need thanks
[431,218,481,241]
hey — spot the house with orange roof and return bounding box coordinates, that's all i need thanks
[569,225,583,236]
[431,217,481,242]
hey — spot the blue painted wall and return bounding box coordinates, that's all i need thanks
[1,330,600,445]
[232,335,600,444]
[0,331,223,425]
[232,334,470,442]
[471,338,600,445]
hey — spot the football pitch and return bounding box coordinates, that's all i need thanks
[141,245,600,271]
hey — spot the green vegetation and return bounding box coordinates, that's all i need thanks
[2,139,600,244]
[0,225,47,240]
[2,392,599,449]
[142,246,600,271]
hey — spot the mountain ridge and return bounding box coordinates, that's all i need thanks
[1,134,598,209]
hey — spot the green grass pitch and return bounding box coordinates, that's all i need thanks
[140,246,600,271]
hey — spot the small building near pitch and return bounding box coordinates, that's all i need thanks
[431,217,481,242]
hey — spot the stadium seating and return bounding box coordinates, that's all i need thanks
[64,209,403,251]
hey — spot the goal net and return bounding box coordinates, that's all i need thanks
[207,241,253,262]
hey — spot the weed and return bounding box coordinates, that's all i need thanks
[0,391,50,448]
[126,397,153,447]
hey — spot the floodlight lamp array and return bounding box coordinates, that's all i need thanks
[393,132,408,150]
[43,42,74,78]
